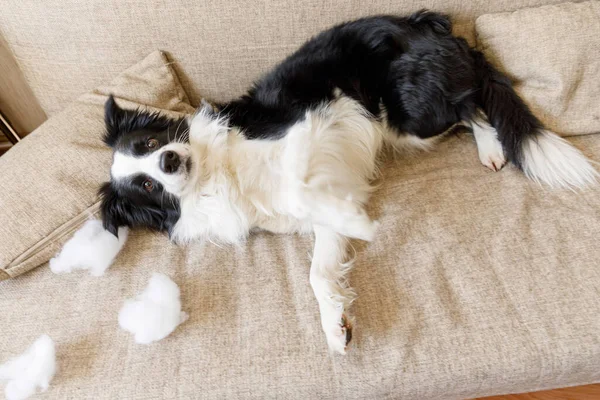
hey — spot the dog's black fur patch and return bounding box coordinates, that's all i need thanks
[219,10,540,151]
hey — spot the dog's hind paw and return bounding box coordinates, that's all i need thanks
[324,313,353,355]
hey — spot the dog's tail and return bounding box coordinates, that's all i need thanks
[472,50,597,189]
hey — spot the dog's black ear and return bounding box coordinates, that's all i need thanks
[103,95,126,148]
[103,95,177,147]
[98,182,180,237]
[98,182,125,237]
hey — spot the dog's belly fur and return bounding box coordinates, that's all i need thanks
[171,94,386,244]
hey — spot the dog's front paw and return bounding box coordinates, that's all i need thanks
[200,98,217,115]
[189,101,228,143]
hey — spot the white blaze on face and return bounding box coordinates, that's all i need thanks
[110,143,192,196]
[111,151,161,180]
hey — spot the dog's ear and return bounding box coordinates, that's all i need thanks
[103,95,177,147]
[103,95,126,148]
[98,181,126,237]
[98,182,180,237]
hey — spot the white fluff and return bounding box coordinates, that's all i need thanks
[118,273,188,344]
[49,219,128,276]
[522,130,598,190]
[0,335,56,400]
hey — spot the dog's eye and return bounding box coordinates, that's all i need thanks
[146,138,159,149]
[143,179,154,192]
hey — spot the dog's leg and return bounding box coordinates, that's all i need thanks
[310,225,355,354]
[291,188,378,241]
[470,109,507,172]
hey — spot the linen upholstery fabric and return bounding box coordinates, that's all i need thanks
[2,1,600,398]
[0,0,571,116]
[1,134,600,399]
[0,51,194,280]
[476,1,600,136]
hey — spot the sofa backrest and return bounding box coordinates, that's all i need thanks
[0,0,568,125]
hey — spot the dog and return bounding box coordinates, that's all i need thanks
[99,11,597,354]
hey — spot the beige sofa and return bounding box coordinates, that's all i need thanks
[1,1,599,399]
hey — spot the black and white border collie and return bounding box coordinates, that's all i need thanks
[100,11,596,354]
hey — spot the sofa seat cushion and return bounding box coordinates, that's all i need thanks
[2,132,599,398]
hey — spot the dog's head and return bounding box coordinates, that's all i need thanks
[99,96,192,237]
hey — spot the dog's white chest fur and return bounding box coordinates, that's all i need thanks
[170,95,385,245]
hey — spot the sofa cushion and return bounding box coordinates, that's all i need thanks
[1,132,600,398]
[476,1,600,136]
[0,51,194,280]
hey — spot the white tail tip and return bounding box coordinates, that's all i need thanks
[521,130,598,190]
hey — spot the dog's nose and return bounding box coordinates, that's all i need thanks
[160,151,181,174]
